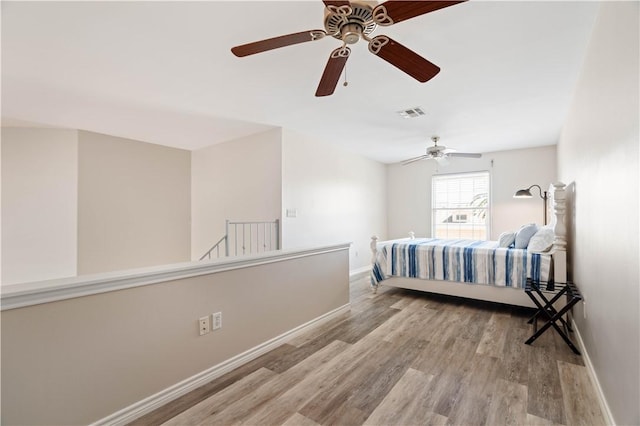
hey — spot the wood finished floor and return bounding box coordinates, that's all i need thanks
[130,278,605,426]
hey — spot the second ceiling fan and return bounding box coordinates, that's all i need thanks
[401,136,481,165]
[231,1,466,97]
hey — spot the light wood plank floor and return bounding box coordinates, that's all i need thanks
[130,278,605,426]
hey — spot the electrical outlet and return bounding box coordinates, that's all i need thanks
[212,312,222,330]
[199,316,210,336]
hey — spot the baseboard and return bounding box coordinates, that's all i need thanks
[571,319,616,425]
[349,265,371,281]
[92,303,351,426]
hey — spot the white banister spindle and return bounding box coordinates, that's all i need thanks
[225,220,230,257]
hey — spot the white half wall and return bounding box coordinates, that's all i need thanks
[191,129,282,260]
[1,128,79,285]
[557,2,639,424]
[386,145,557,240]
[281,129,387,272]
[1,244,350,425]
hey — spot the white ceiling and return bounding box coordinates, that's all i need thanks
[1,1,599,163]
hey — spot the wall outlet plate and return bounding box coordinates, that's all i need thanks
[199,316,210,335]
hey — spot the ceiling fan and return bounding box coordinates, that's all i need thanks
[401,136,481,165]
[231,0,466,97]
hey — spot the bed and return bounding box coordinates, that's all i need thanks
[370,182,568,308]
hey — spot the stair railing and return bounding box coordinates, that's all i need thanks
[200,219,279,260]
[199,235,227,261]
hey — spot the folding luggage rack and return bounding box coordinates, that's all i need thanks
[524,278,583,354]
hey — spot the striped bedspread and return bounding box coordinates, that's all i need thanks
[371,238,551,289]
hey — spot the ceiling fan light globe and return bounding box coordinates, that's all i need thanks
[341,23,363,44]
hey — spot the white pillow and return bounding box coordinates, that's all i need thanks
[514,223,539,249]
[528,226,555,253]
[498,231,516,248]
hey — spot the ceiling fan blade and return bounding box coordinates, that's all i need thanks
[315,46,351,97]
[368,36,440,83]
[401,155,431,165]
[323,1,352,15]
[373,1,467,26]
[231,30,327,57]
[448,152,482,158]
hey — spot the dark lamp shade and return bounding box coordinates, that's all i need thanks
[513,184,548,225]
[513,189,533,198]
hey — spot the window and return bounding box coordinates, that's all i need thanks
[432,171,490,239]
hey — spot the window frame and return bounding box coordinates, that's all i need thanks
[431,171,491,240]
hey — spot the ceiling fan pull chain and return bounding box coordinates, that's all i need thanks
[343,63,348,87]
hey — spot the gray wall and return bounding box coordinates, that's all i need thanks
[1,129,79,284]
[557,2,639,424]
[191,129,282,260]
[281,128,388,272]
[77,131,191,274]
[1,129,192,281]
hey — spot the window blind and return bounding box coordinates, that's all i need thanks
[431,171,490,240]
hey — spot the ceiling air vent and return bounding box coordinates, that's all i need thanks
[397,107,426,119]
